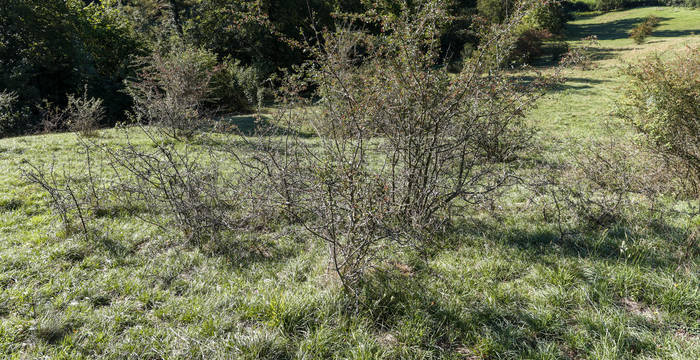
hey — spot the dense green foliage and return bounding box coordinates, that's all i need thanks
[0,0,141,135]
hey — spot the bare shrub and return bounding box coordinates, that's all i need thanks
[24,45,268,252]
[243,0,569,293]
[65,90,104,137]
[125,45,215,139]
[35,89,104,136]
[536,136,672,235]
[21,160,91,240]
[24,123,276,250]
[37,100,68,134]
[97,130,238,244]
[561,35,599,70]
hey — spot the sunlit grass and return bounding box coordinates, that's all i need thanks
[1,7,699,359]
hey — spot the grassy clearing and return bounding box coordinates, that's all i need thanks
[1,7,699,359]
[532,6,700,139]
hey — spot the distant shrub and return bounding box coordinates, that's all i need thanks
[489,1,571,65]
[560,35,600,70]
[530,1,569,34]
[629,15,660,44]
[480,1,568,34]
[33,89,105,136]
[212,58,262,113]
[65,90,105,137]
[125,46,260,138]
[542,139,670,231]
[37,101,66,134]
[0,90,33,138]
[621,47,700,196]
[125,46,216,138]
[563,1,592,12]
[510,28,554,64]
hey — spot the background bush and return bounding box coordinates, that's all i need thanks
[529,1,569,34]
[629,15,660,44]
[212,58,262,113]
[125,45,216,137]
[477,0,516,24]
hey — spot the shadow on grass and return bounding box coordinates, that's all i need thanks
[217,114,314,138]
[94,233,134,258]
[0,198,23,212]
[353,264,658,357]
[566,17,673,41]
[203,228,306,272]
[588,46,636,61]
[317,216,684,356]
[457,217,692,271]
[513,75,610,93]
[651,29,700,38]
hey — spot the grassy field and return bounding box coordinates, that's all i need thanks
[1,7,699,359]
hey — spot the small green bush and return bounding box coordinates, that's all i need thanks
[212,58,262,113]
[125,46,215,137]
[530,1,568,34]
[479,1,567,34]
[65,91,105,137]
[622,47,700,196]
[126,45,260,137]
[510,28,554,65]
[629,15,660,44]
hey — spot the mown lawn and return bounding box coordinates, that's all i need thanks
[1,7,699,359]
